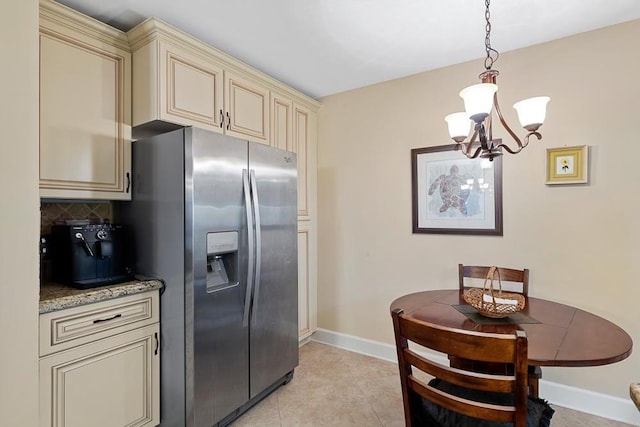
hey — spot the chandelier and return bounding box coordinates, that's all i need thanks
[444,0,550,161]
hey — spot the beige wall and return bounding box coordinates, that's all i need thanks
[318,20,640,398]
[0,0,40,425]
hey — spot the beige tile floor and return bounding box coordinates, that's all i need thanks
[232,341,634,427]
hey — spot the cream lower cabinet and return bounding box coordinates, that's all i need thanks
[40,324,159,427]
[39,291,160,427]
[39,1,131,200]
[298,221,317,340]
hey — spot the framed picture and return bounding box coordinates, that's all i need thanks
[546,145,589,185]
[411,144,503,235]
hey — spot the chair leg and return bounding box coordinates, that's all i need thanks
[528,366,542,398]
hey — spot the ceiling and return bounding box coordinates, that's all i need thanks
[55,0,640,99]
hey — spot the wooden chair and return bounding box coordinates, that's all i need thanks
[458,263,541,398]
[392,308,532,426]
[631,383,640,411]
[458,264,529,295]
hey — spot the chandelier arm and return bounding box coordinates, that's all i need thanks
[458,143,483,159]
[469,128,479,144]
[485,114,493,141]
[493,93,525,150]
[494,131,542,154]
[494,141,523,155]
[465,129,483,158]
[460,130,478,155]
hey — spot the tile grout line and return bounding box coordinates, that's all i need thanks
[275,389,283,427]
[354,377,386,426]
[343,348,390,427]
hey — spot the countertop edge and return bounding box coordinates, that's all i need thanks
[39,279,164,314]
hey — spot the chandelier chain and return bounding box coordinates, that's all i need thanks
[484,0,500,70]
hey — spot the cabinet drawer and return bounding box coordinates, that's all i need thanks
[40,291,159,357]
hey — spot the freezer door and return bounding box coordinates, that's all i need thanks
[187,128,250,426]
[248,142,298,398]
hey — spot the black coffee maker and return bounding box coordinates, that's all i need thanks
[49,221,135,288]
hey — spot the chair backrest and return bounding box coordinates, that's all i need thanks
[391,308,529,427]
[459,263,530,295]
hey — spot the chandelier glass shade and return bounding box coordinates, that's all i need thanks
[445,0,550,161]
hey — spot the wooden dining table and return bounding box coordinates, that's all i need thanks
[390,289,633,368]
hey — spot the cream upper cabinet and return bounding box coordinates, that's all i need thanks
[270,92,293,151]
[128,19,269,144]
[294,104,317,220]
[39,0,131,200]
[225,72,269,144]
[132,38,224,132]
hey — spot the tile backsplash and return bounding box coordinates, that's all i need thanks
[41,202,113,235]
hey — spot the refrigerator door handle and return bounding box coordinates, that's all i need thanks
[242,169,255,327]
[249,169,262,325]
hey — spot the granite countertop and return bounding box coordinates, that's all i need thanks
[39,278,164,314]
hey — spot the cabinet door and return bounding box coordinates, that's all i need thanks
[39,28,131,200]
[298,221,317,340]
[159,40,224,131]
[293,104,317,220]
[40,324,160,427]
[225,71,269,144]
[270,92,293,151]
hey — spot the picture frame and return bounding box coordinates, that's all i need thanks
[411,144,503,235]
[546,145,589,185]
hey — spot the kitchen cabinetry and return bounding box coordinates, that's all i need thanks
[39,1,131,200]
[131,37,224,132]
[126,17,320,340]
[294,104,318,340]
[128,20,269,144]
[39,291,160,427]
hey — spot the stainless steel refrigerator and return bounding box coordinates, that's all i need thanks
[120,126,298,427]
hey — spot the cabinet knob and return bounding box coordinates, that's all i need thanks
[219,109,224,128]
[226,112,231,131]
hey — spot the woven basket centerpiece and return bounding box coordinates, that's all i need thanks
[463,266,526,318]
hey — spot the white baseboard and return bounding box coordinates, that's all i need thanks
[311,328,640,426]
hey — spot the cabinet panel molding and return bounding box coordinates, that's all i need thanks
[225,72,269,143]
[298,221,317,340]
[294,105,317,220]
[271,92,293,152]
[168,55,218,123]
